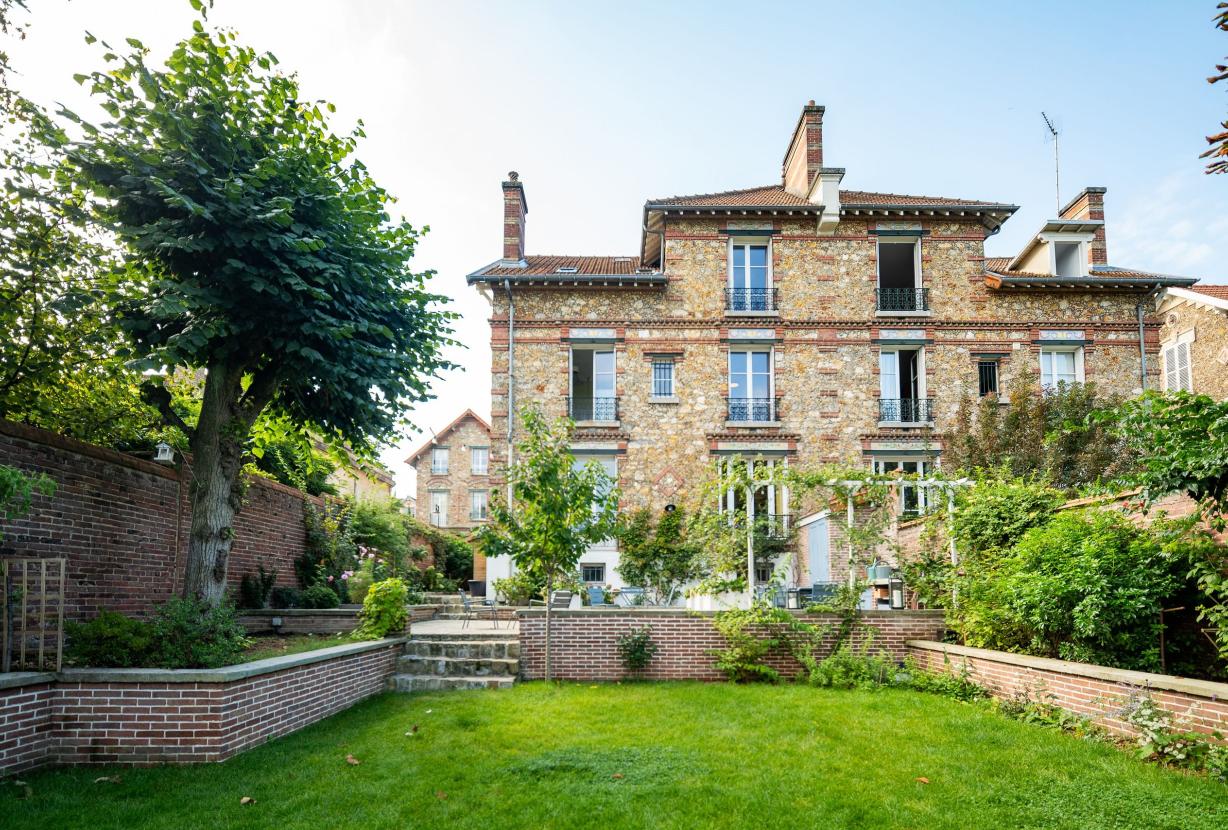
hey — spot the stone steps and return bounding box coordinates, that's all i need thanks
[390,630,520,693]
[397,654,518,677]
[403,639,519,659]
[389,674,515,692]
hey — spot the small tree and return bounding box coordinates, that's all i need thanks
[614,507,700,605]
[476,409,617,681]
[58,9,453,604]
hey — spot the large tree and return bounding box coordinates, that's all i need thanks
[59,10,454,603]
[476,410,618,681]
[1203,3,1228,174]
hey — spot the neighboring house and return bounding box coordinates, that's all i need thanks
[466,101,1197,594]
[327,458,395,502]
[1155,286,1228,399]
[402,494,417,518]
[406,409,493,575]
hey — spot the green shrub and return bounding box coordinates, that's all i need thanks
[301,582,342,609]
[269,586,302,608]
[238,564,277,609]
[347,559,376,605]
[808,639,897,689]
[956,509,1184,671]
[615,626,658,672]
[147,598,251,669]
[953,475,1065,557]
[65,610,154,667]
[353,578,408,640]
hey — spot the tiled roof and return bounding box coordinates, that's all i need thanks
[1189,285,1228,300]
[478,255,643,277]
[984,260,1198,290]
[646,184,1010,209]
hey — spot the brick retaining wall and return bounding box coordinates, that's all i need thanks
[0,418,322,620]
[517,609,946,681]
[0,639,404,774]
[908,640,1228,738]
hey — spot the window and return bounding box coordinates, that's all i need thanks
[878,347,929,422]
[1052,241,1084,277]
[570,348,617,420]
[469,489,488,521]
[717,457,789,534]
[652,360,675,398]
[728,241,771,311]
[977,361,999,397]
[581,563,606,583]
[573,454,617,551]
[873,458,933,517]
[428,490,449,527]
[471,446,489,475]
[1162,335,1193,392]
[1039,347,1082,389]
[876,237,924,311]
[430,446,449,475]
[728,349,773,421]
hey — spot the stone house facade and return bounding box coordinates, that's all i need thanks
[467,102,1198,594]
[406,409,493,576]
[1156,286,1228,400]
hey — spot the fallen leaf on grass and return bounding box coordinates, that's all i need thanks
[915,777,930,785]
[12,780,32,800]
[611,773,624,780]
[424,709,433,714]
[240,796,256,806]
[346,754,361,766]
[93,776,122,784]
[435,790,447,800]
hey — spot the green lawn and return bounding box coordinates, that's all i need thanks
[240,633,352,663]
[1,683,1222,830]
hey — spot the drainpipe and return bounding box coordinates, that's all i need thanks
[1137,286,1159,391]
[504,279,515,506]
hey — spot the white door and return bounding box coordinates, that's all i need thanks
[593,350,615,419]
[879,351,898,399]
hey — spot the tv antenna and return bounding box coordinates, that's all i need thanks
[1041,111,1061,212]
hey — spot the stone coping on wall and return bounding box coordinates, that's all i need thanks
[0,638,405,688]
[239,605,438,617]
[908,640,1228,700]
[517,607,945,620]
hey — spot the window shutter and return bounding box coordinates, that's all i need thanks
[1177,342,1191,391]
[1164,346,1177,391]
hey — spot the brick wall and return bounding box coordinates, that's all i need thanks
[0,678,56,774]
[0,419,321,620]
[908,641,1228,738]
[0,640,403,773]
[517,609,945,681]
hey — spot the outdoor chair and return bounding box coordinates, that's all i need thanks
[587,586,609,607]
[810,581,840,605]
[529,589,573,610]
[458,590,498,629]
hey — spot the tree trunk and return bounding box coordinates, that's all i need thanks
[544,572,554,682]
[182,363,250,606]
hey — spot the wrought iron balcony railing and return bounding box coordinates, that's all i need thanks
[878,397,935,423]
[726,397,777,423]
[875,287,930,312]
[568,396,619,422]
[725,287,779,312]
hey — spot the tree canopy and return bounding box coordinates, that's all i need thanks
[53,8,454,602]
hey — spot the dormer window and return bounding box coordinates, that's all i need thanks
[1053,241,1085,277]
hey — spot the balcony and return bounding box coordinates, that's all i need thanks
[875,287,930,314]
[725,287,778,314]
[568,396,619,423]
[726,397,777,425]
[469,509,488,522]
[878,397,935,425]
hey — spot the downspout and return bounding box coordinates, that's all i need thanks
[504,279,515,506]
[1137,286,1159,390]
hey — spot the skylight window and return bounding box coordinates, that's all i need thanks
[556,266,579,274]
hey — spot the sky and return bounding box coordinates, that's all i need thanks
[8,0,1227,496]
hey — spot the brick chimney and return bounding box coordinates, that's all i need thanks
[1059,186,1108,266]
[502,171,527,265]
[782,101,824,199]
